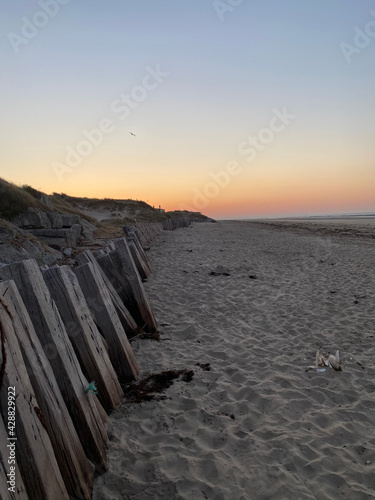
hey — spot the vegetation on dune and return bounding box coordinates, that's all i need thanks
[55,193,152,211]
[0,177,212,226]
[0,178,97,223]
[52,193,167,225]
[21,184,45,200]
[167,210,210,221]
[0,178,45,220]
[50,193,98,223]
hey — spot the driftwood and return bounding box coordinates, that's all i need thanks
[0,280,95,499]
[0,285,70,500]
[75,250,138,337]
[0,261,108,474]
[73,262,140,383]
[0,413,28,500]
[43,266,124,412]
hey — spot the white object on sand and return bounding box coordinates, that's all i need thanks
[328,350,341,370]
[308,349,342,371]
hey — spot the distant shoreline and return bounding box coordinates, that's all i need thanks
[214,217,375,242]
[220,213,375,223]
[255,217,375,227]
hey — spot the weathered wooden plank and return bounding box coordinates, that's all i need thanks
[96,251,134,307]
[162,218,191,231]
[75,250,138,336]
[98,240,157,331]
[112,238,158,332]
[0,414,28,500]
[125,222,164,247]
[128,239,150,280]
[73,262,140,383]
[43,265,123,412]
[127,231,151,268]
[104,241,116,252]
[128,225,148,247]
[0,288,69,500]
[139,223,155,244]
[0,261,108,474]
[0,280,95,500]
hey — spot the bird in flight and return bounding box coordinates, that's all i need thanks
[129,132,136,137]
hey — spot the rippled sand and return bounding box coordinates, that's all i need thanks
[94,221,375,500]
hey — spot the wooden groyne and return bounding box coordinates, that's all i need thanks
[0,217,193,500]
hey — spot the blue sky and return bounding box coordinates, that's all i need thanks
[1,1,374,217]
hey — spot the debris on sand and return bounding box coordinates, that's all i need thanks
[209,265,230,276]
[196,362,211,371]
[123,369,194,403]
[307,350,342,372]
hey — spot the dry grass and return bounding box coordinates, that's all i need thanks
[0,178,212,227]
[0,178,45,220]
[50,193,98,223]
[167,210,211,221]
[0,218,10,228]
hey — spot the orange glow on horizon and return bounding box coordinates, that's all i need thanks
[5,152,374,220]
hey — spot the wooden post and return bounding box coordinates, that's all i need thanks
[113,238,158,331]
[0,285,70,500]
[128,239,150,280]
[127,231,151,268]
[0,280,96,498]
[75,250,138,337]
[73,262,140,383]
[130,225,148,247]
[130,222,164,246]
[0,262,108,474]
[96,251,134,307]
[43,266,124,412]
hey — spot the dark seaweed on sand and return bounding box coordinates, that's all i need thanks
[124,369,194,403]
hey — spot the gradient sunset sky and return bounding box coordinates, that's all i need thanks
[1,1,374,218]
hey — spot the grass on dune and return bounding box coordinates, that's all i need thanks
[0,178,45,220]
[0,177,211,227]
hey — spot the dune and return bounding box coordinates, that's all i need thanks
[94,220,375,500]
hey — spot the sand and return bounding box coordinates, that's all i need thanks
[93,220,375,500]
[251,218,375,240]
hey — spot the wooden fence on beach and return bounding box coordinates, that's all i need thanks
[0,218,192,500]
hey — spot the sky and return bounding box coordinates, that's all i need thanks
[1,0,374,219]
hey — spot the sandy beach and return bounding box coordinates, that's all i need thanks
[94,220,375,500]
